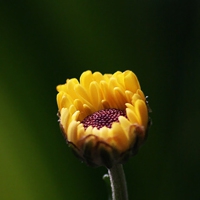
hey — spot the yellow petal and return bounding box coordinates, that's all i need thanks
[100,81,117,108]
[101,99,110,109]
[84,126,93,137]
[113,87,127,109]
[109,77,122,91]
[74,99,83,113]
[103,73,112,82]
[126,105,139,124]
[67,120,79,142]
[60,108,70,131]
[59,93,70,112]
[137,89,145,100]
[109,123,129,151]
[125,90,134,103]
[66,78,79,99]
[71,110,80,121]
[91,127,99,137]
[56,92,64,111]
[99,126,109,138]
[132,93,142,105]
[68,104,77,116]
[56,84,67,93]
[80,70,93,89]
[74,84,93,108]
[135,100,148,128]
[76,124,85,144]
[124,70,140,93]
[89,81,102,110]
[93,72,104,83]
[118,116,132,134]
[82,104,93,119]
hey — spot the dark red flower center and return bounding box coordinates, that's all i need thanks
[81,108,126,129]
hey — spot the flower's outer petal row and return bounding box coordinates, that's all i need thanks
[81,121,132,153]
[74,132,126,168]
[67,123,147,168]
[78,134,119,168]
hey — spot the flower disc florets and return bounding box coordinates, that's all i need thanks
[56,70,150,168]
[82,108,126,129]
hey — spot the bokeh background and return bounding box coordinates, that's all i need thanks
[1,1,200,200]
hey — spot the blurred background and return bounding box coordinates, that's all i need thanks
[0,1,200,199]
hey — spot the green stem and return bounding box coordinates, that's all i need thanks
[108,164,128,200]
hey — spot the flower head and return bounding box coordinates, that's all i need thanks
[56,70,150,168]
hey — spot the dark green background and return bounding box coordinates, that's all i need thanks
[1,1,200,199]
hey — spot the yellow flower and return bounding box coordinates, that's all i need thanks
[56,70,150,168]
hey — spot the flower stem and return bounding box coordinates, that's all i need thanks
[108,164,128,200]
